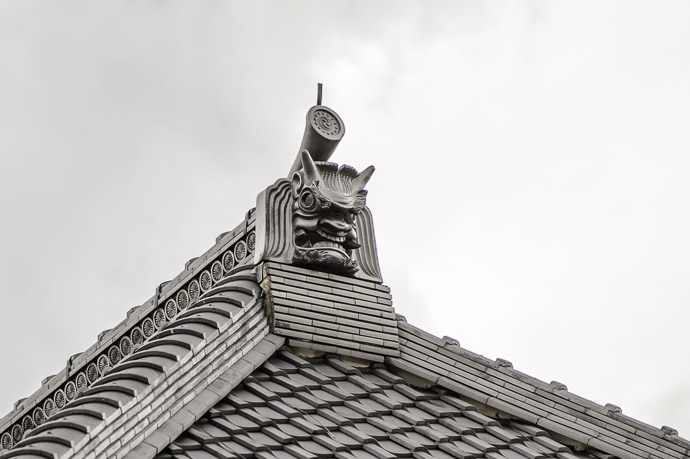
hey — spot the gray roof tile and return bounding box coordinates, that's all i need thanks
[320,385,356,404]
[439,417,481,435]
[226,389,264,409]
[267,400,302,419]
[240,408,275,427]
[277,423,312,441]
[311,363,347,381]
[263,426,295,445]
[509,442,546,459]
[222,413,259,432]
[298,440,333,456]
[394,407,437,426]
[310,390,344,406]
[216,440,251,456]
[399,431,436,448]
[460,434,498,453]
[283,443,317,459]
[323,431,361,449]
[282,397,316,414]
[295,392,330,410]
[368,418,405,435]
[413,449,455,459]
[415,423,461,442]
[379,415,413,432]
[363,442,398,459]
[289,418,325,436]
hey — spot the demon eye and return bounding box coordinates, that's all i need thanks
[300,189,317,211]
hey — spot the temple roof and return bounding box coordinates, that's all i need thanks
[0,107,687,458]
[1,248,687,458]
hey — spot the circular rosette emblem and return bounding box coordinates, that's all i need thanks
[312,109,341,138]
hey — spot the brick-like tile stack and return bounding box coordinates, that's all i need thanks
[263,262,399,363]
[158,350,607,459]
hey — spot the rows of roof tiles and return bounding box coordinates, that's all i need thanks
[158,349,609,459]
[0,215,257,451]
[265,263,400,363]
[387,319,689,459]
[258,263,689,459]
[0,268,268,459]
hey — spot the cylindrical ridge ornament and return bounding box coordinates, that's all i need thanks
[288,104,345,176]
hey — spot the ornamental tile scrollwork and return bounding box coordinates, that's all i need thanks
[222,250,235,272]
[108,346,121,366]
[131,327,144,346]
[21,416,33,433]
[11,425,21,443]
[1,433,11,450]
[153,308,165,330]
[235,240,247,261]
[54,390,65,409]
[211,261,223,282]
[176,290,189,310]
[97,354,110,373]
[32,408,45,426]
[247,231,256,252]
[120,336,132,356]
[86,363,99,384]
[64,382,76,402]
[75,372,87,392]
[0,231,255,451]
[199,270,212,292]
[142,317,155,338]
[42,399,54,417]
[188,280,200,302]
[165,299,177,320]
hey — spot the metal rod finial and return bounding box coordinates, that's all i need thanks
[317,83,323,105]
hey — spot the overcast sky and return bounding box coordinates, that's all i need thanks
[1,0,689,438]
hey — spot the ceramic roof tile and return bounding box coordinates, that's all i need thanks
[283,443,317,459]
[399,431,436,448]
[294,392,330,410]
[276,423,312,441]
[282,397,316,414]
[438,441,476,459]
[413,449,455,459]
[159,350,613,459]
[267,400,302,419]
[311,363,348,381]
[322,384,358,402]
[379,415,413,432]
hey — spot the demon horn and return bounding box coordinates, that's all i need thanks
[352,165,375,191]
[300,149,323,183]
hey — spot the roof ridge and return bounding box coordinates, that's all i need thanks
[0,211,257,453]
[390,318,690,459]
[0,269,271,458]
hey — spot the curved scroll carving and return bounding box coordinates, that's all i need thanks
[353,206,382,282]
[254,179,293,263]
